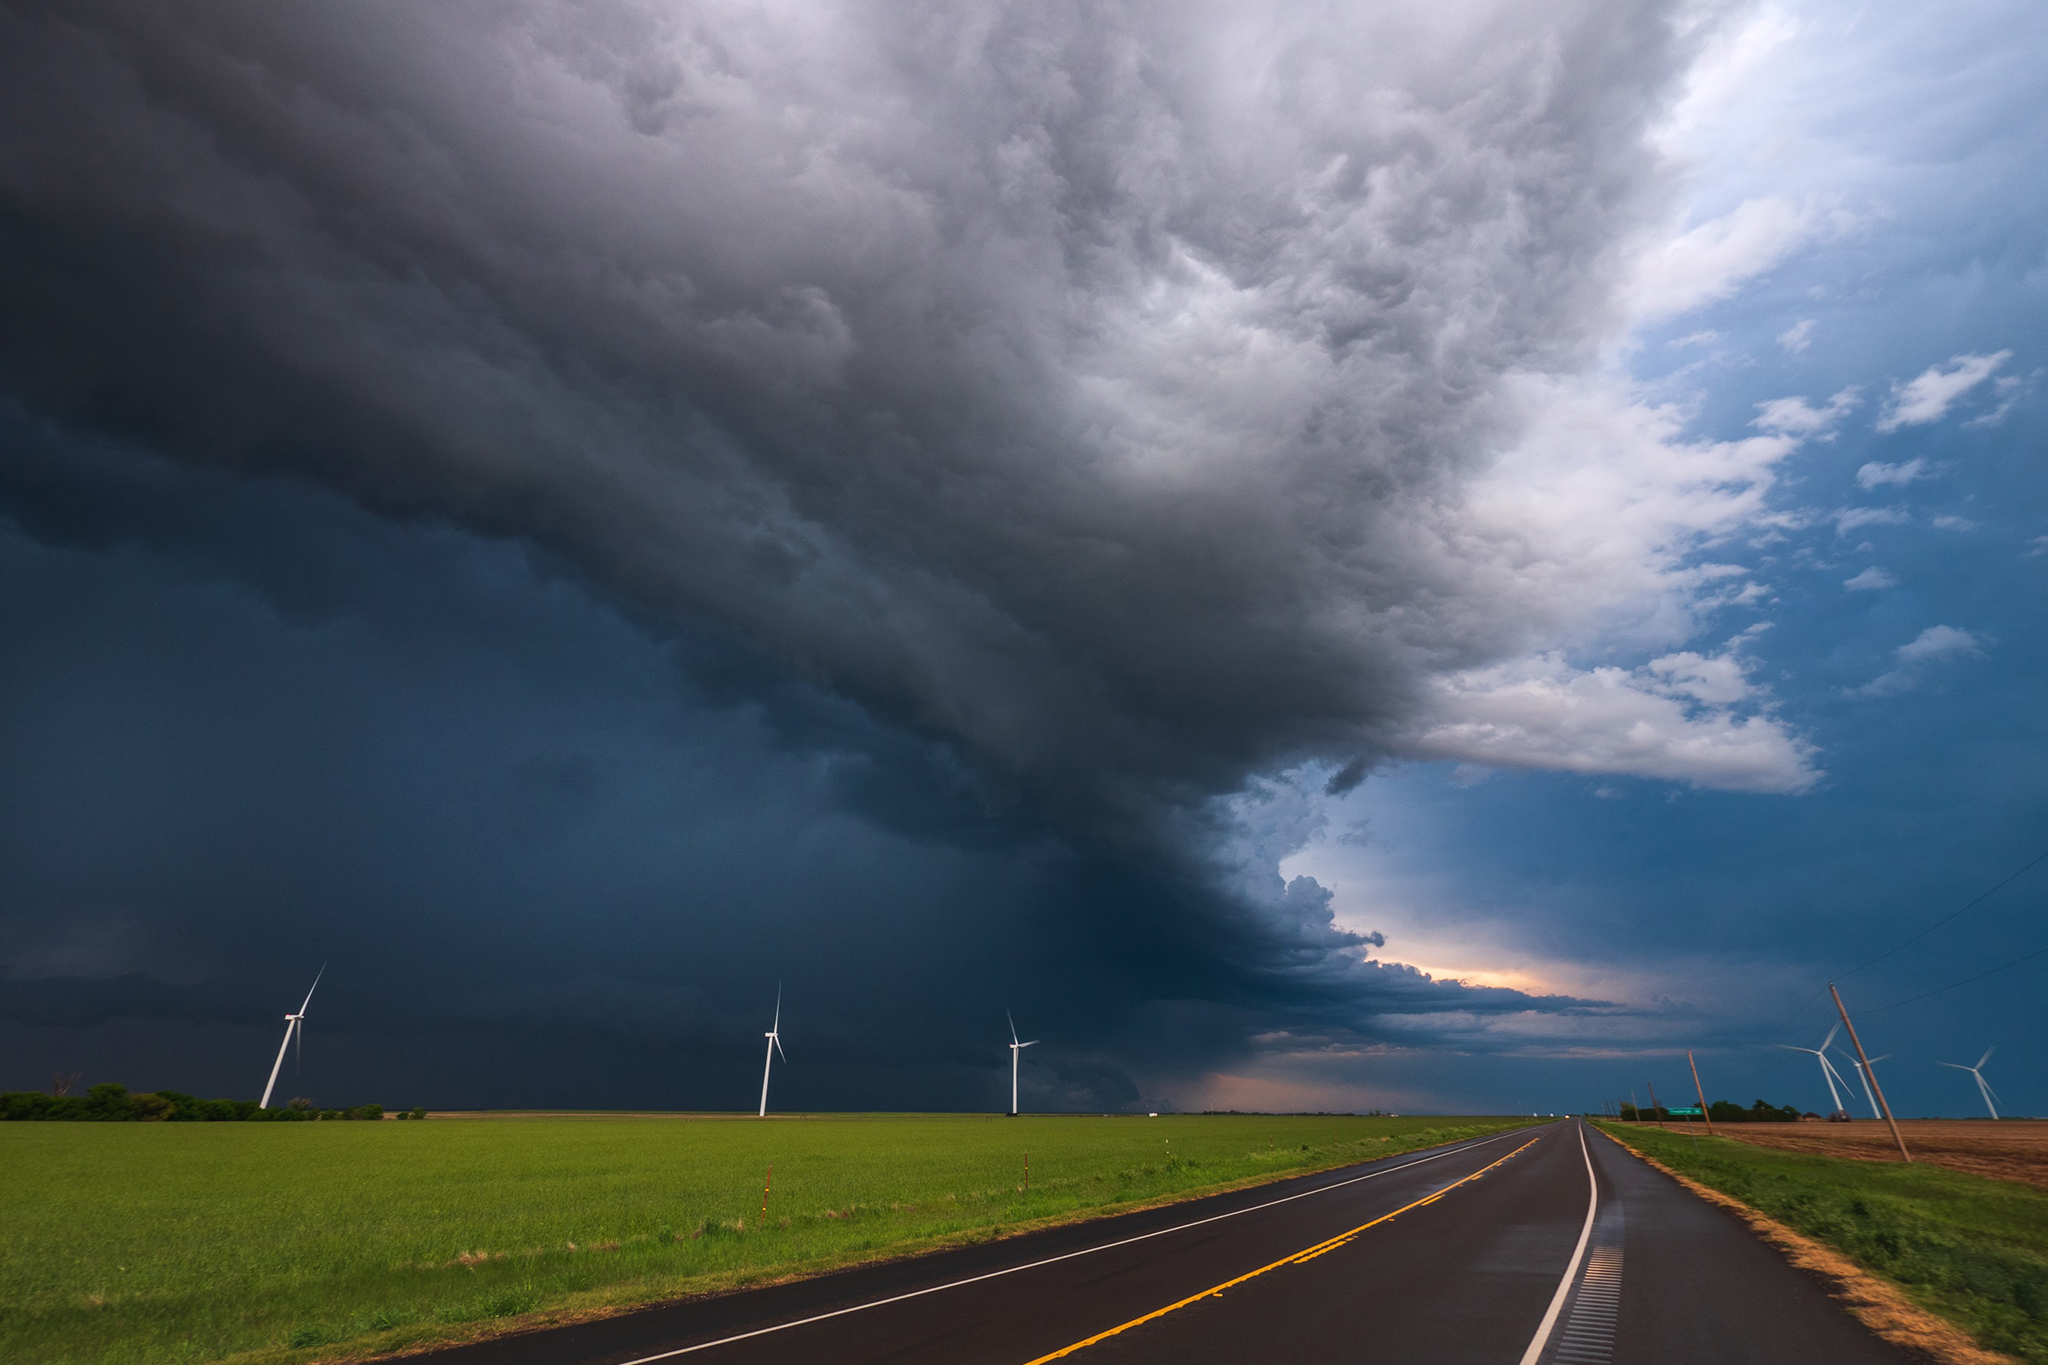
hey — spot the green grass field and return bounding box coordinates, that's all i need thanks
[2,1111,1528,1365]
[1598,1122,2048,1362]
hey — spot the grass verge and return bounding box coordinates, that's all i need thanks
[1598,1122,2048,1363]
[2,1111,1529,1365]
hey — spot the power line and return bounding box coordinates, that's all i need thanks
[1832,845,2048,984]
[1863,940,2048,1017]
[1761,842,2048,1043]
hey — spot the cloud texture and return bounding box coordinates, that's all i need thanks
[0,0,1844,1104]
[0,0,1721,795]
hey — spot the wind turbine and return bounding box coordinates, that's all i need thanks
[259,965,324,1109]
[1940,1047,2000,1120]
[758,986,786,1118]
[1839,1049,1890,1119]
[1007,1011,1038,1117]
[1780,1024,1854,1115]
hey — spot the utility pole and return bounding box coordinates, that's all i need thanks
[1830,984,1910,1162]
[1647,1081,1665,1128]
[1687,1050,1716,1136]
[1629,1088,1641,1123]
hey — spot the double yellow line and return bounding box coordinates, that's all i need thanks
[1022,1135,1543,1363]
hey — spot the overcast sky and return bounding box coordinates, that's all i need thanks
[1,0,2042,1117]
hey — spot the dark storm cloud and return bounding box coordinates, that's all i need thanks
[0,0,1691,1103]
[0,0,1693,792]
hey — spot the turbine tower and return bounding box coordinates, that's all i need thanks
[1940,1047,2000,1120]
[1840,1050,1890,1120]
[1007,1011,1038,1116]
[259,965,324,1109]
[758,986,786,1118]
[1780,1024,1853,1114]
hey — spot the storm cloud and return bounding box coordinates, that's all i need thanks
[0,0,1775,1107]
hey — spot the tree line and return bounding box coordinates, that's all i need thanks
[1618,1098,1806,1123]
[0,1082,425,1121]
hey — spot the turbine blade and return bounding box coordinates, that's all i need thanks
[774,1034,786,1062]
[1939,1062,1969,1070]
[1978,1046,1996,1070]
[1021,1039,1038,1047]
[299,963,326,1016]
[1821,1023,1840,1051]
[1008,1010,1019,1045]
[773,984,781,1033]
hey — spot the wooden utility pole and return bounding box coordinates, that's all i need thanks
[1630,1089,1641,1123]
[1687,1050,1716,1135]
[1646,1081,1665,1128]
[1831,984,1911,1163]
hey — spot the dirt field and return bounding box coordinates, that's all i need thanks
[1658,1119,2048,1191]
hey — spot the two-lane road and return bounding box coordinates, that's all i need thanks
[424,1121,1918,1365]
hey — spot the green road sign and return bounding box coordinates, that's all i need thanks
[1668,1107,1704,1117]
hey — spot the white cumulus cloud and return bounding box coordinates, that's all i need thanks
[1876,351,2012,432]
[1754,387,1858,436]
[1833,507,1909,535]
[1406,650,1818,794]
[1843,566,1897,591]
[1850,625,1990,696]
[1855,458,1932,489]
[1627,197,1832,322]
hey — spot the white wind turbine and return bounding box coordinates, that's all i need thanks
[259,965,324,1109]
[1780,1024,1855,1115]
[757,986,786,1118]
[1007,1011,1038,1117]
[1839,1049,1891,1119]
[1940,1047,2000,1120]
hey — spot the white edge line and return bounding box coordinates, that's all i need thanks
[614,1124,1541,1364]
[1516,1119,1598,1365]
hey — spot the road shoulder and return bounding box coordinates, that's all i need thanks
[1595,1124,2020,1365]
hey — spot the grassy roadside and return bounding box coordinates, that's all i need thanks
[1598,1121,2048,1363]
[1,1112,1528,1365]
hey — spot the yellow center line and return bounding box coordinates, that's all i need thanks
[1019,1135,1544,1364]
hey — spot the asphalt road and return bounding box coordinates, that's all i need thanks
[422,1120,1922,1365]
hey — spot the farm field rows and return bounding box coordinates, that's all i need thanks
[1705,1118,2048,1192]
[1,1111,1527,1365]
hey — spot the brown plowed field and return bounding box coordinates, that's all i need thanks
[1677,1119,2048,1190]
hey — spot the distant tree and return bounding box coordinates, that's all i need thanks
[86,1083,134,1120]
[129,1092,174,1121]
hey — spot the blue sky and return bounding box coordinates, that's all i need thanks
[0,0,2040,1116]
